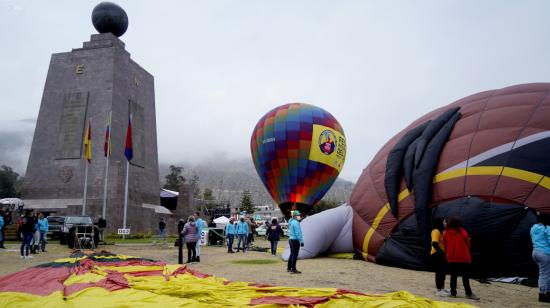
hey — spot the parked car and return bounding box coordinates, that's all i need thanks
[256,225,267,237]
[46,216,65,239]
[280,223,289,237]
[59,216,99,248]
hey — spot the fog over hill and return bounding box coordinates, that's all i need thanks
[159,157,354,208]
[0,119,354,206]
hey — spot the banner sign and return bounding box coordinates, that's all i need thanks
[308,124,346,172]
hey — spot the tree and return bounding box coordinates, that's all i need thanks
[203,188,215,201]
[308,199,340,216]
[189,173,201,197]
[164,165,185,191]
[0,165,20,198]
[240,190,254,214]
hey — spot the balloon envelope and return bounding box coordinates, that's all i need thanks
[251,103,346,217]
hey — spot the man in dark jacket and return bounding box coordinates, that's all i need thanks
[97,216,107,242]
[158,218,167,242]
[266,218,283,256]
[20,211,35,259]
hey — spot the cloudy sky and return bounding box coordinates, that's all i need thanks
[1,0,550,182]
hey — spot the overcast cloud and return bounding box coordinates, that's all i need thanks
[1,0,550,181]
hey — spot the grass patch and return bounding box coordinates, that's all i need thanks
[230,259,280,265]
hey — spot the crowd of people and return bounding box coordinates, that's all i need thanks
[13,210,50,259]
[9,206,550,303]
[223,210,304,274]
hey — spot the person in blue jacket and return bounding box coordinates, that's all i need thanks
[236,217,249,252]
[37,213,49,252]
[195,212,205,262]
[287,210,304,274]
[225,218,236,253]
[531,213,550,303]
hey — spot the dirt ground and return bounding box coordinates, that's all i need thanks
[0,238,544,307]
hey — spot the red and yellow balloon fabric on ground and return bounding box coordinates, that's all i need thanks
[0,251,473,307]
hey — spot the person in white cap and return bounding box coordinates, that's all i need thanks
[287,210,304,274]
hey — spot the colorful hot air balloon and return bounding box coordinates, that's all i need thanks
[251,103,346,218]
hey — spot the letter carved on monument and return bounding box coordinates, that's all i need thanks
[56,92,89,159]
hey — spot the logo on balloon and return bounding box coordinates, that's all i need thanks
[318,130,337,155]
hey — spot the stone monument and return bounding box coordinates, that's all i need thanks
[23,2,163,233]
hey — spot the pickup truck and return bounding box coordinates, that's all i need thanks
[46,216,65,239]
[58,216,99,249]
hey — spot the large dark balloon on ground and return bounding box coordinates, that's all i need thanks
[92,2,128,37]
[351,83,550,276]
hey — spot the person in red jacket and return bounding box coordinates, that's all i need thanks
[443,217,480,300]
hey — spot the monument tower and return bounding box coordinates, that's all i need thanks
[23,2,163,232]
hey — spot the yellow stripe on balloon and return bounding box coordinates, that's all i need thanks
[363,165,550,259]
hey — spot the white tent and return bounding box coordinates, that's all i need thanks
[0,198,24,210]
[213,216,230,224]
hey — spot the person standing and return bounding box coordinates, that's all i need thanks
[431,218,449,296]
[287,210,304,274]
[20,211,35,259]
[443,217,479,300]
[531,213,550,302]
[195,212,205,262]
[97,216,107,243]
[0,210,5,249]
[247,218,256,248]
[236,217,249,252]
[158,218,167,242]
[225,218,236,253]
[267,218,283,256]
[37,213,48,252]
[181,216,199,263]
[30,212,40,254]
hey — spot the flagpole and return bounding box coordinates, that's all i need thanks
[102,155,109,217]
[122,114,132,240]
[123,160,129,231]
[82,118,91,216]
[102,112,112,219]
[82,161,89,215]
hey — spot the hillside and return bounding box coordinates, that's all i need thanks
[159,158,354,208]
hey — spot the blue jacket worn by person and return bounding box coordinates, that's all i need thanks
[0,216,4,229]
[225,222,236,235]
[196,218,204,236]
[37,218,49,233]
[236,221,249,235]
[531,223,550,255]
[289,218,303,244]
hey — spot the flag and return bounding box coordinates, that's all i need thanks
[84,119,92,163]
[104,114,112,157]
[124,116,133,161]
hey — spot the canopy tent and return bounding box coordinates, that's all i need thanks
[160,189,178,211]
[213,216,230,224]
[0,198,24,210]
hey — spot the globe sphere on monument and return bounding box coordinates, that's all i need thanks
[251,103,347,218]
[91,2,129,37]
